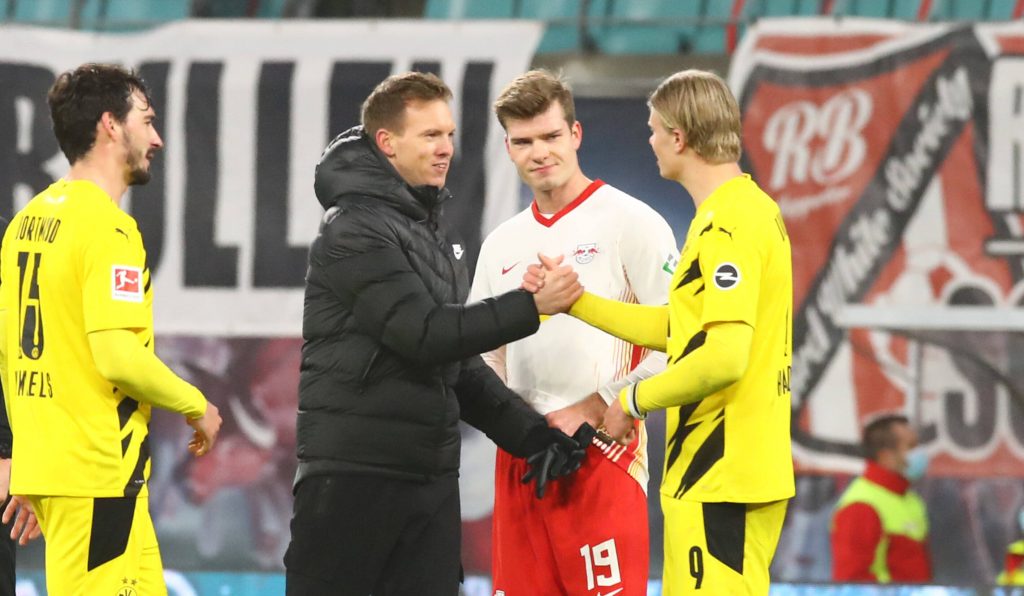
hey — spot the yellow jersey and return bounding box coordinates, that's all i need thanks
[2,179,155,497]
[660,174,794,503]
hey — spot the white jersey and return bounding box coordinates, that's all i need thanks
[470,180,678,484]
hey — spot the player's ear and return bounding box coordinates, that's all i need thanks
[98,111,119,141]
[375,129,396,158]
[571,121,582,150]
[672,128,686,154]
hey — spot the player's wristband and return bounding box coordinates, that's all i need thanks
[620,385,647,420]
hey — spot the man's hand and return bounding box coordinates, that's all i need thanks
[545,392,607,437]
[520,428,585,499]
[2,496,40,545]
[528,254,583,315]
[521,263,546,294]
[602,399,637,446]
[187,402,223,457]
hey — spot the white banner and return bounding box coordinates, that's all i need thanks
[0,20,542,336]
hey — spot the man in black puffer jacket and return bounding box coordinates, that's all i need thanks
[284,72,586,595]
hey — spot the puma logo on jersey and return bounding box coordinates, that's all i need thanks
[713,263,740,290]
[112,266,144,302]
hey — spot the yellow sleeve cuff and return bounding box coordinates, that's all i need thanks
[619,385,646,420]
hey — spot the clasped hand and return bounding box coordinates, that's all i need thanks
[521,253,583,315]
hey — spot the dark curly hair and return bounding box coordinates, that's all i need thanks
[47,63,151,164]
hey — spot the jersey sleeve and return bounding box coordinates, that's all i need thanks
[81,221,150,333]
[697,213,761,328]
[619,204,677,306]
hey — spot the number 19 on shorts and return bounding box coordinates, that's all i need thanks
[579,538,621,590]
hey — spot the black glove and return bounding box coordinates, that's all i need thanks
[565,423,597,475]
[520,426,591,499]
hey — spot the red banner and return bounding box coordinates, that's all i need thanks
[732,19,1024,476]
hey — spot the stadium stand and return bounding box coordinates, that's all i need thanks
[5,0,1024,50]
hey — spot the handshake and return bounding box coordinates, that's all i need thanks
[520,423,599,499]
[521,253,582,316]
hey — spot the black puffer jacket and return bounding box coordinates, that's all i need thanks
[296,127,549,485]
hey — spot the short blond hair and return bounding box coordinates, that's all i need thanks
[648,70,741,164]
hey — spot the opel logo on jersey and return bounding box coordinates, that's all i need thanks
[713,263,741,290]
[573,243,599,264]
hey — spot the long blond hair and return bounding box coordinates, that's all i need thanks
[648,69,741,164]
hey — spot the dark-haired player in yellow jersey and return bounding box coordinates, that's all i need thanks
[0,63,223,596]
[528,69,794,594]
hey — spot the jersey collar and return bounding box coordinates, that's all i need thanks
[531,179,604,228]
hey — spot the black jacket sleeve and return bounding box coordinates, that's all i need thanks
[455,356,551,458]
[317,204,540,365]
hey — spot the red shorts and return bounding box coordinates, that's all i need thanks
[491,440,649,595]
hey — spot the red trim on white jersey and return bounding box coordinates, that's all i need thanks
[629,344,646,371]
[530,179,605,227]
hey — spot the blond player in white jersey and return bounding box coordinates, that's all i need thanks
[470,70,678,596]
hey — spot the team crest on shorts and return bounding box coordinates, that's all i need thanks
[112,266,144,302]
[573,243,599,264]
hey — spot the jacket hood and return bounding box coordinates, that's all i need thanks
[313,126,451,220]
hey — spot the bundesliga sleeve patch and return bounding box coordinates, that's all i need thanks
[662,252,679,274]
[112,266,144,302]
[713,263,741,290]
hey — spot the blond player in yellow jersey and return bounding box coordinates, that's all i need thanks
[0,64,223,596]
[527,70,794,594]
